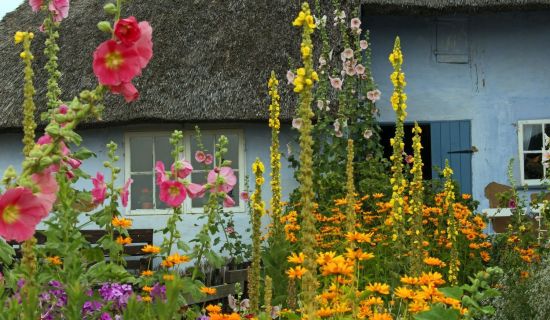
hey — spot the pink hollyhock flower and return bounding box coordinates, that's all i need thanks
[292,118,303,130]
[367,89,381,102]
[134,21,153,69]
[29,0,42,12]
[350,18,361,30]
[31,172,58,214]
[91,172,107,205]
[155,161,167,185]
[0,187,48,242]
[240,191,249,202]
[355,64,365,75]
[49,0,69,22]
[335,130,343,138]
[93,40,142,86]
[329,77,343,90]
[360,40,369,50]
[114,16,141,46]
[171,160,193,179]
[223,194,236,208]
[185,183,206,199]
[159,180,186,207]
[364,129,373,139]
[286,70,295,85]
[225,226,235,234]
[319,56,327,67]
[207,167,237,193]
[341,48,354,61]
[109,82,139,102]
[195,151,206,163]
[204,154,214,165]
[120,178,133,208]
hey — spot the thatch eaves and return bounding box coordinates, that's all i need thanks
[361,0,550,14]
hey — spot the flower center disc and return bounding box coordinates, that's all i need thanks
[105,51,124,70]
[2,205,20,224]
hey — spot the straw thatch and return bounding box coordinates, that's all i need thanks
[0,0,548,130]
[0,0,302,131]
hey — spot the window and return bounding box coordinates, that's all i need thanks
[124,130,245,214]
[518,120,550,186]
[435,17,469,64]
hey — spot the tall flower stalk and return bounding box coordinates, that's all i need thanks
[291,3,319,319]
[443,161,460,285]
[345,139,356,238]
[16,31,37,156]
[409,123,425,276]
[268,72,283,239]
[388,37,408,252]
[249,159,265,313]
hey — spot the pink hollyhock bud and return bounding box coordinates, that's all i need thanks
[120,178,133,208]
[65,157,81,170]
[58,104,69,114]
[65,170,75,180]
[204,154,214,165]
[114,16,141,46]
[225,226,235,234]
[195,151,206,163]
[0,187,48,242]
[109,82,139,102]
[49,0,69,22]
[207,167,237,193]
[240,191,249,202]
[29,0,42,12]
[223,194,236,208]
[171,160,193,179]
[155,161,167,185]
[159,180,186,207]
[91,172,107,205]
[37,134,53,145]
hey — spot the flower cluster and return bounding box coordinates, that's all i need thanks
[93,16,153,102]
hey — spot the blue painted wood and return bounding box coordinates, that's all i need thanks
[431,122,442,179]
[430,121,472,195]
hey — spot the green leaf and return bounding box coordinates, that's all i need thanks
[414,305,460,320]
[439,286,463,300]
[0,239,15,265]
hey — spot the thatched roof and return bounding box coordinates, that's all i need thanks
[0,0,302,131]
[0,0,548,131]
[361,0,550,13]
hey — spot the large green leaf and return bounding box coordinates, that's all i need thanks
[414,305,460,320]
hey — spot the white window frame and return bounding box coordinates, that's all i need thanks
[518,120,550,186]
[124,129,246,215]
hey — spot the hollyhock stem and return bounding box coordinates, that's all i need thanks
[43,14,62,110]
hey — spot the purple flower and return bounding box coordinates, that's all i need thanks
[151,283,166,301]
[101,313,113,320]
[197,316,210,320]
[82,300,103,315]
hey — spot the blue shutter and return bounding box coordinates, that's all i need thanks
[430,120,472,195]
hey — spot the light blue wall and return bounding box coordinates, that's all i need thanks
[365,10,550,208]
[0,123,298,252]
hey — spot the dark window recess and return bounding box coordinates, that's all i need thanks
[380,124,432,180]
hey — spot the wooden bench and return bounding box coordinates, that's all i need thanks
[8,229,154,273]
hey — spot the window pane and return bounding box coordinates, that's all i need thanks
[524,153,543,180]
[545,124,550,150]
[131,174,153,210]
[130,137,153,172]
[222,134,240,169]
[191,171,209,208]
[155,136,173,168]
[191,133,215,168]
[524,124,543,151]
